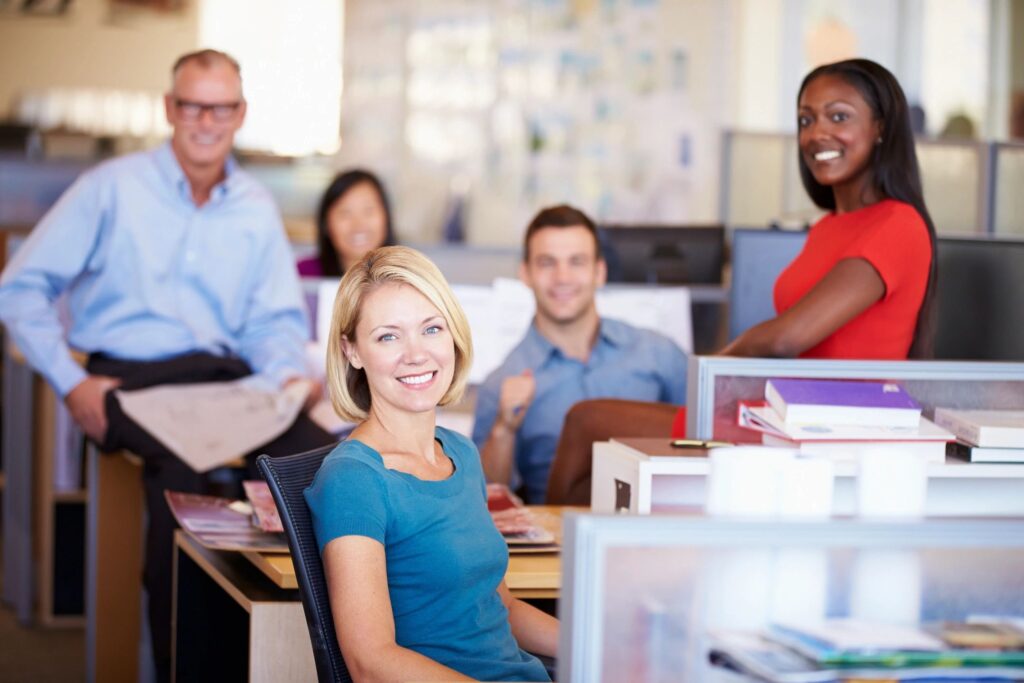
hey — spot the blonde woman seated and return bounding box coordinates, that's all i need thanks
[305,246,558,682]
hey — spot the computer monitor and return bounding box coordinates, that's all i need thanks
[597,224,725,285]
[934,236,1024,361]
[727,228,807,340]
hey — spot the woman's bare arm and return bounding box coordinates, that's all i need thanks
[720,258,885,358]
[497,581,559,658]
[322,536,474,683]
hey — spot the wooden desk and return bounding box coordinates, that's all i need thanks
[240,505,566,598]
[173,507,569,682]
[173,532,316,683]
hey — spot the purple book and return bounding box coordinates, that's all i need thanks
[765,379,921,427]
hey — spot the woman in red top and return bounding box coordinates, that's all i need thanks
[542,60,940,500]
[721,58,937,360]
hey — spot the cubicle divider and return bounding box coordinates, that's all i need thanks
[559,513,1024,683]
[726,230,1024,361]
[685,356,1024,442]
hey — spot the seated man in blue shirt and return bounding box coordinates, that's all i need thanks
[472,205,688,503]
[0,49,333,681]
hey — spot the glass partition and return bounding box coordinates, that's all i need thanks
[916,139,986,234]
[721,132,992,235]
[560,514,1024,683]
[993,142,1024,237]
[685,357,1024,440]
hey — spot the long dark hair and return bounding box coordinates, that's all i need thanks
[316,169,396,277]
[797,58,937,359]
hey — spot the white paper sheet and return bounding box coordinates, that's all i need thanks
[116,376,310,473]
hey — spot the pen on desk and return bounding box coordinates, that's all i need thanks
[670,439,732,449]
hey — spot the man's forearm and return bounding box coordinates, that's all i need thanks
[480,421,516,484]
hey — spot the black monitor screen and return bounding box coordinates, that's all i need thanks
[597,224,725,285]
[934,236,1024,361]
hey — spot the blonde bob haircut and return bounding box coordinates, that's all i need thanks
[325,246,474,423]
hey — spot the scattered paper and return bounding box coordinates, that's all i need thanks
[243,480,284,533]
[117,376,310,473]
[165,491,287,552]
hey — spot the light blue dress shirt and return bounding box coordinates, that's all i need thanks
[471,318,688,502]
[0,142,309,397]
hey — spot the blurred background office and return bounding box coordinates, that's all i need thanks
[2,1,1024,681]
[2,0,1023,243]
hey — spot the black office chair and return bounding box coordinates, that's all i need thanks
[256,446,351,683]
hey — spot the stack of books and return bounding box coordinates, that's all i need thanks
[739,379,955,462]
[710,618,1024,682]
[934,409,1024,464]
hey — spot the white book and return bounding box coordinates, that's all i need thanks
[933,409,1024,448]
[740,403,954,443]
[762,434,947,463]
[950,441,1024,464]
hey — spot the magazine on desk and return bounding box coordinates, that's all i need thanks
[165,491,289,553]
[709,618,1024,682]
[167,485,558,554]
[487,484,558,550]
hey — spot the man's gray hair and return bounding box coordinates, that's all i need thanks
[171,49,241,80]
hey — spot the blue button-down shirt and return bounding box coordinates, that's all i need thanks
[471,318,688,502]
[0,142,309,397]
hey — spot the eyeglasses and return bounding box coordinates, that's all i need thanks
[173,98,242,122]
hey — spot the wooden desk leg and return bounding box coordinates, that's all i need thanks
[86,447,144,683]
[249,604,314,682]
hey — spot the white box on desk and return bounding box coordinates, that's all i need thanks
[591,438,1024,517]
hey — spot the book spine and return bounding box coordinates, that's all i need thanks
[764,381,788,421]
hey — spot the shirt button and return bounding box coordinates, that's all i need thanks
[186,251,197,263]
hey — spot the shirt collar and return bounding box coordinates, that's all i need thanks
[523,316,625,367]
[520,323,559,366]
[597,318,630,348]
[154,140,239,205]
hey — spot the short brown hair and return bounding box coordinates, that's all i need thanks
[171,49,241,81]
[523,204,601,262]
[325,246,473,422]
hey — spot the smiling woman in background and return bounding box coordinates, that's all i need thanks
[721,58,937,360]
[537,59,940,498]
[298,169,397,277]
[305,246,557,682]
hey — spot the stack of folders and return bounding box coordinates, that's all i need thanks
[934,409,1024,464]
[738,378,955,462]
[709,618,1024,682]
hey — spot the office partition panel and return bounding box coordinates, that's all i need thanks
[559,514,1024,683]
[685,356,1024,440]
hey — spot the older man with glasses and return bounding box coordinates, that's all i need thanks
[0,49,334,681]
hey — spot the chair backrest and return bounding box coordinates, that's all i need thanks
[546,398,680,505]
[257,446,351,683]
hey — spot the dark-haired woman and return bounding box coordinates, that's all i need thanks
[721,58,937,360]
[297,169,397,277]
